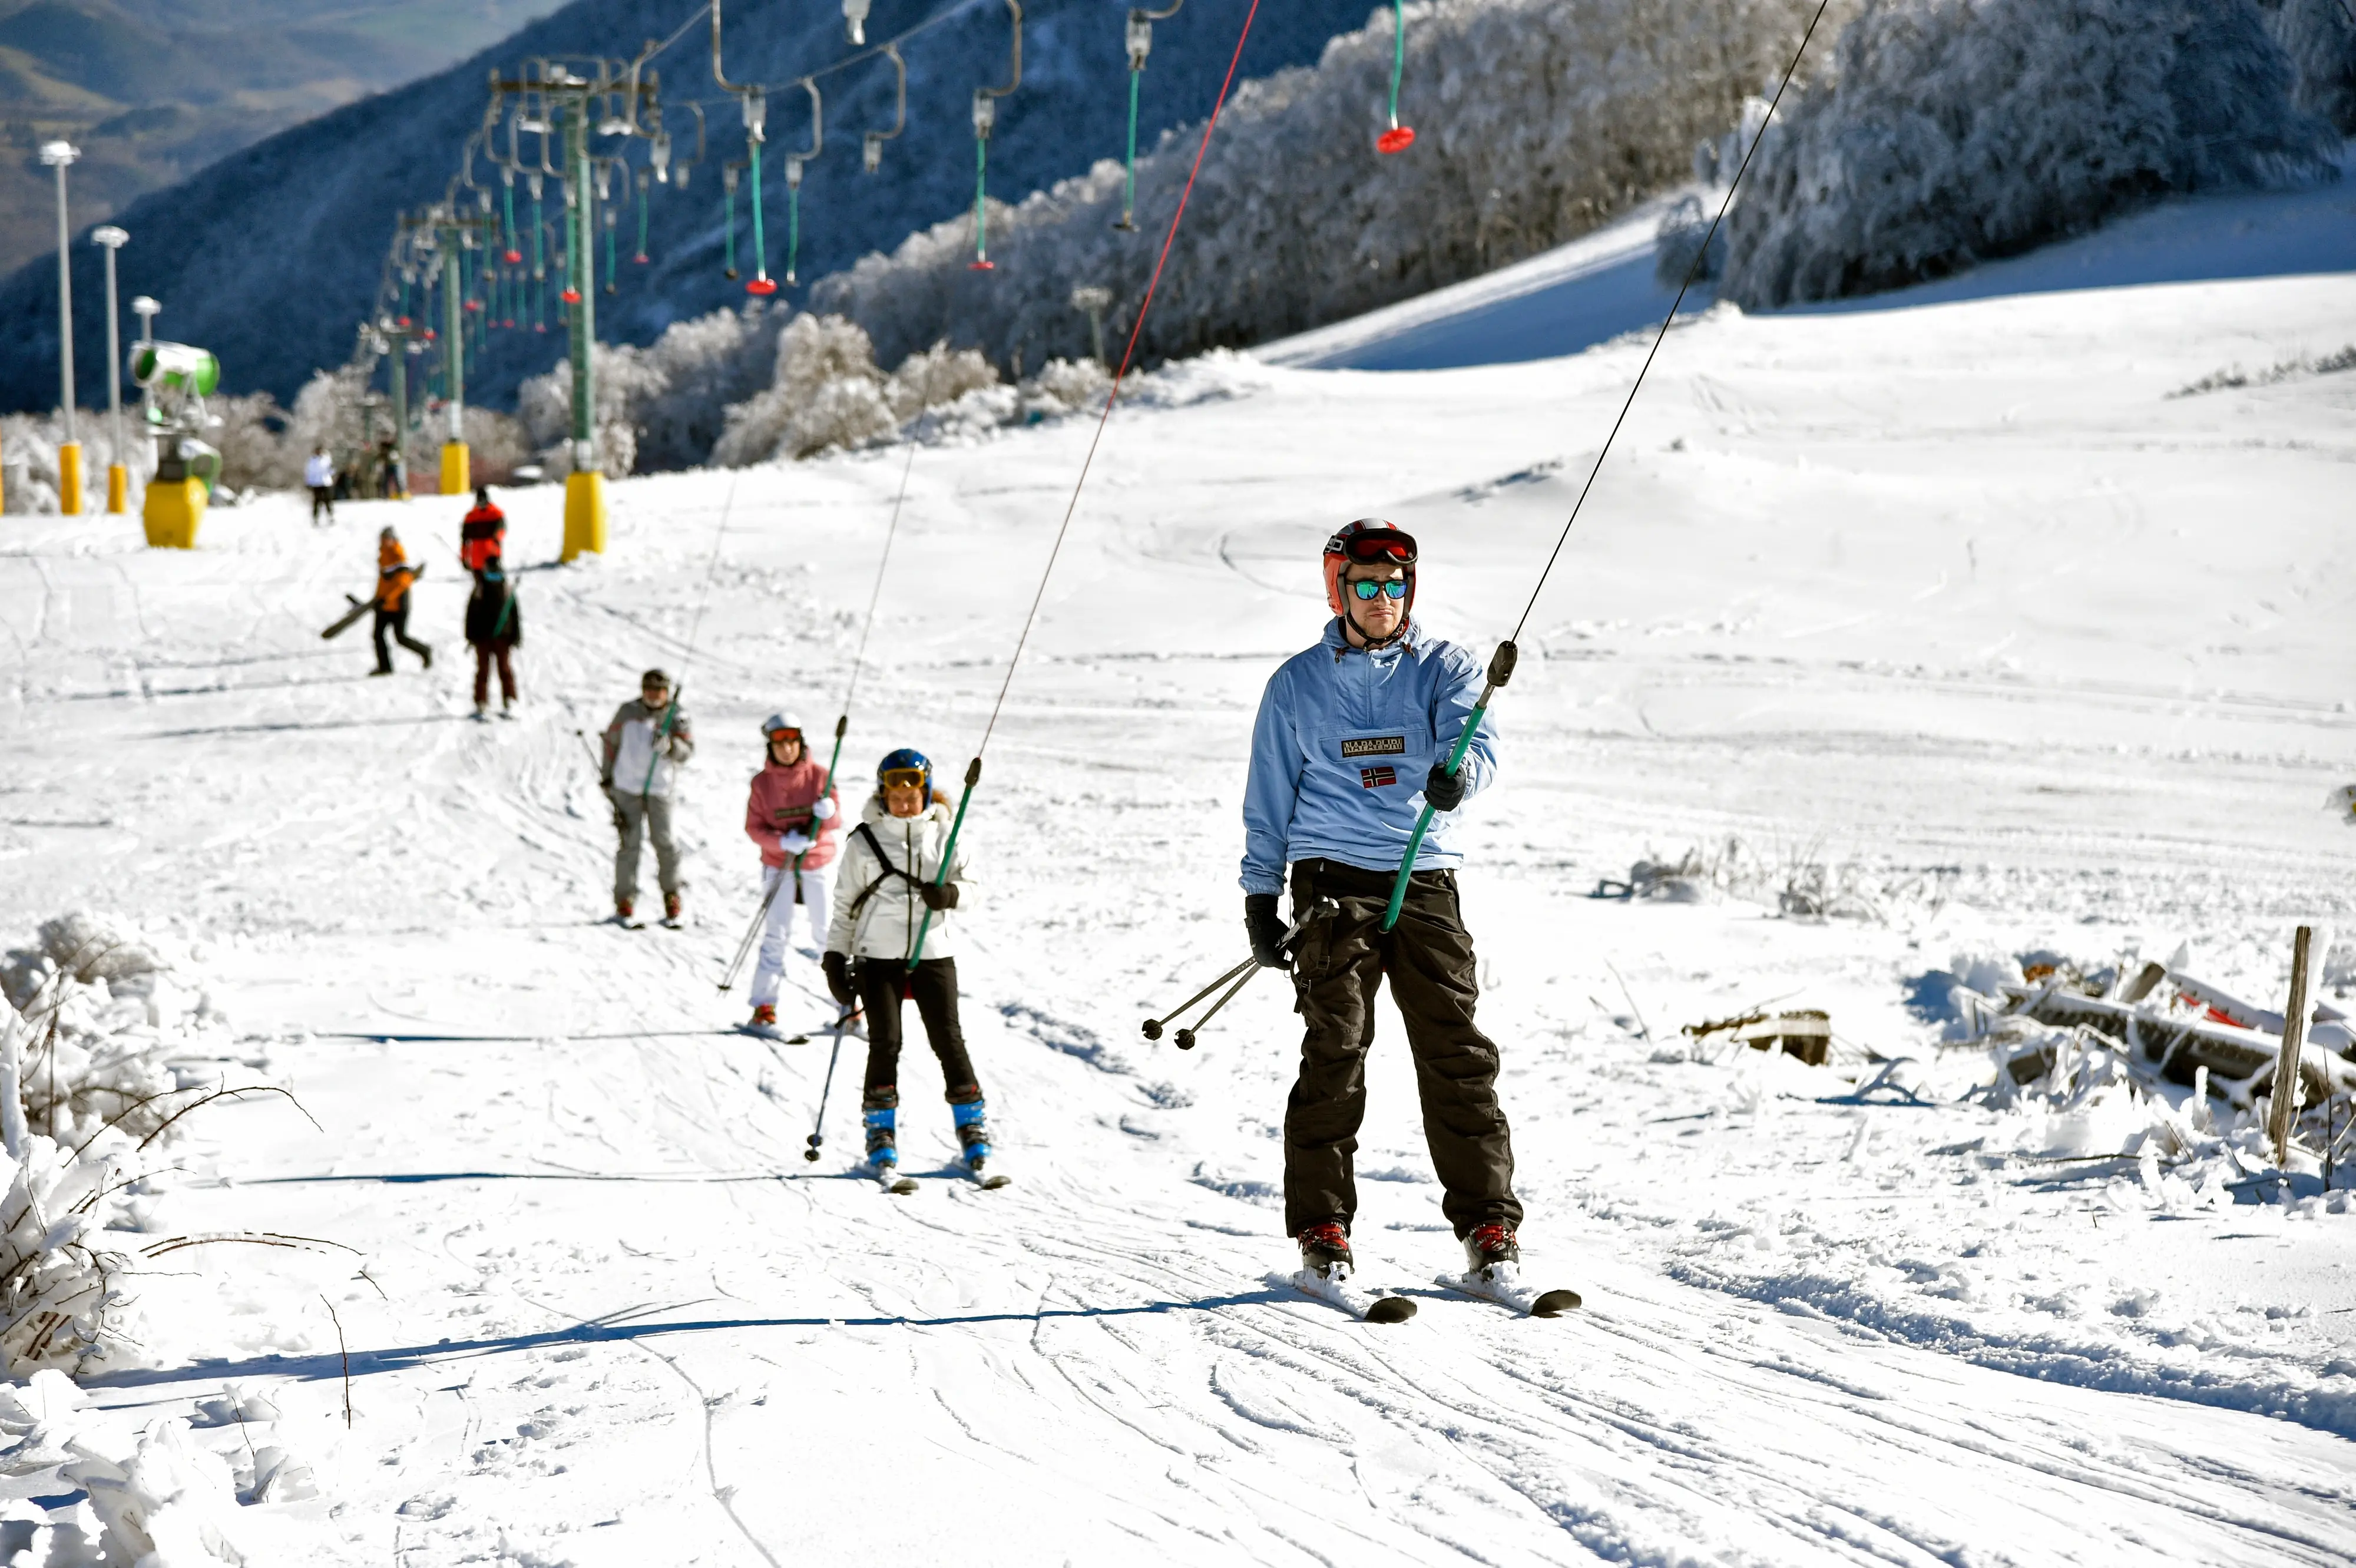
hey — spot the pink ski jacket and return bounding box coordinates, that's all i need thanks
[745,757,842,869]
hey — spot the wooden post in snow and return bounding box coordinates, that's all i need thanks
[2267,926,2318,1170]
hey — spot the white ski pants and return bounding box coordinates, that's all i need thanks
[750,863,832,1008]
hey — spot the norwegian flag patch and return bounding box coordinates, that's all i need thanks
[1359,766,1397,789]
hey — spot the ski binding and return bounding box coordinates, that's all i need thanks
[1288,1266,1416,1323]
[871,1163,918,1195]
[965,1157,1011,1191]
[1440,1261,1579,1317]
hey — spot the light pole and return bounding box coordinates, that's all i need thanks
[92,226,128,514]
[39,140,81,515]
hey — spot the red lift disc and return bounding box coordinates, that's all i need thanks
[1376,125,1416,154]
[746,277,777,295]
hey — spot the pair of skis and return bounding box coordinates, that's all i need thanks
[1290,1262,1580,1323]
[872,1159,1010,1195]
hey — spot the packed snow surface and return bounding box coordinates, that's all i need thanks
[1,216,2353,1561]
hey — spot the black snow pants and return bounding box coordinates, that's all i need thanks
[1283,858,1522,1240]
[855,956,981,1110]
[372,606,431,672]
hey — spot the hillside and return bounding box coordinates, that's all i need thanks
[0,0,548,276]
[0,0,1375,415]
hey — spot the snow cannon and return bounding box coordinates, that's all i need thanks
[130,340,222,549]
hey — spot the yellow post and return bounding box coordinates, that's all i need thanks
[57,442,82,515]
[141,476,206,549]
[439,442,469,497]
[561,469,607,561]
[106,464,127,514]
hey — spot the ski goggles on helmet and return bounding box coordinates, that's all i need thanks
[1325,521,1418,565]
[767,727,804,745]
[878,767,929,792]
[1348,577,1410,601]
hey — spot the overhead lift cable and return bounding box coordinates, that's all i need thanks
[1374,0,1834,934]
[906,0,1267,970]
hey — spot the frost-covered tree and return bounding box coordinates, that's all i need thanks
[712,315,898,466]
[2263,0,2356,130]
[1718,0,2340,310]
[811,0,1822,373]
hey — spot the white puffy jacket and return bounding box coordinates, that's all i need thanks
[825,794,971,962]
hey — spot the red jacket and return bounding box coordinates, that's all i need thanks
[460,504,507,572]
[744,756,841,869]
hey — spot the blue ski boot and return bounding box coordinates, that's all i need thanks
[952,1098,1011,1189]
[864,1107,915,1193]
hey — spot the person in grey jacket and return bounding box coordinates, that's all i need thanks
[1240,519,1522,1288]
[600,669,694,925]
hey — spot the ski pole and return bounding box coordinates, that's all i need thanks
[906,756,980,971]
[1379,641,1515,932]
[719,874,786,991]
[1141,957,1255,1041]
[1141,917,1305,1041]
[1173,962,1260,1051]
[801,1006,855,1162]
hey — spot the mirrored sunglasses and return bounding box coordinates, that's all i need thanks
[1349,577,1409,601]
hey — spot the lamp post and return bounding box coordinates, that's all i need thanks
[39,140,81,515]
[91,226,128,514]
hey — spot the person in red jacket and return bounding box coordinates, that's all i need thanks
[742,712,841,1031]
[459,487,506,572]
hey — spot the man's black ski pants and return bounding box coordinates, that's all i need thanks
[855,956,981,1110]
[1283,858,1522,1241]
[372,606,430,672]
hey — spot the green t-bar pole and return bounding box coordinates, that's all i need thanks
[908,756,981,970]
[1379,641,1516,933]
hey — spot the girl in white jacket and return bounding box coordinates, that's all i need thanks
[822,747,990,1182]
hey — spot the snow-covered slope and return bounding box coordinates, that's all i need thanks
[1,210,2352,1560]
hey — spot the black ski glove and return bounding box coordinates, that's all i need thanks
[1245,894,1290,970]
[919,881,959,912]
[822,951,856,1006]
[1424,762,1467,813]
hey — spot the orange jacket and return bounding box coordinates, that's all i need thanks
[459,504,506,571]
[377,540,418,611]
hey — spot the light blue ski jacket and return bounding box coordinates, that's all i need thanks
[1240,617,1498,896]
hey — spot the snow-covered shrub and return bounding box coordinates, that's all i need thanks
[713,315,898,465]
[1653,193,1727,288]
[2265,0,2356,132]
[1023,356,1113,418]
[630,305,785,469]
[0,1369,250,1564]
[517,344,662,479]
[812,0,1821,372]
[884,340,1001,421]
[1719,0,2341,309]
[0,412,153,515]
[210,392,296,493]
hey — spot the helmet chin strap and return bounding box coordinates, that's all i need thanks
[1346,604,1410,649]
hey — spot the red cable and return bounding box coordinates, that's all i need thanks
[977,0,1264,752]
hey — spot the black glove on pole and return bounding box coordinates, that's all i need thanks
[822,951,856,1006]
[1245,894,1290,970]
[1424,761,1467,812]
[919,881,959,912]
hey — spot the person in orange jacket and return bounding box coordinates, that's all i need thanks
[459,487,506,571]
[370,527,433,677]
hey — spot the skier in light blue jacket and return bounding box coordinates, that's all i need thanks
[1240,519,1524,1290]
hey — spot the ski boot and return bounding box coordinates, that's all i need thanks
[748,1003,777,1033]
[614,898,636,926]
[863,1107,915,1193]
[1464,1222,1521,1279]
[1298,1221,1353,1281]
[951,1098,1010,1187]
[661,891,683,929]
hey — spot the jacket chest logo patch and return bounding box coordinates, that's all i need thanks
[1339,735,1407,759]
[1359,766,1397,789]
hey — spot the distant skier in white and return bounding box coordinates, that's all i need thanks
[305,446,335,525]
[600,669,693,926]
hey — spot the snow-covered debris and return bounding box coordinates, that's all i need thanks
[0,1370,252,1566]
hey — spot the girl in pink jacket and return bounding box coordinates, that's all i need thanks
[742,713,841,1030]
